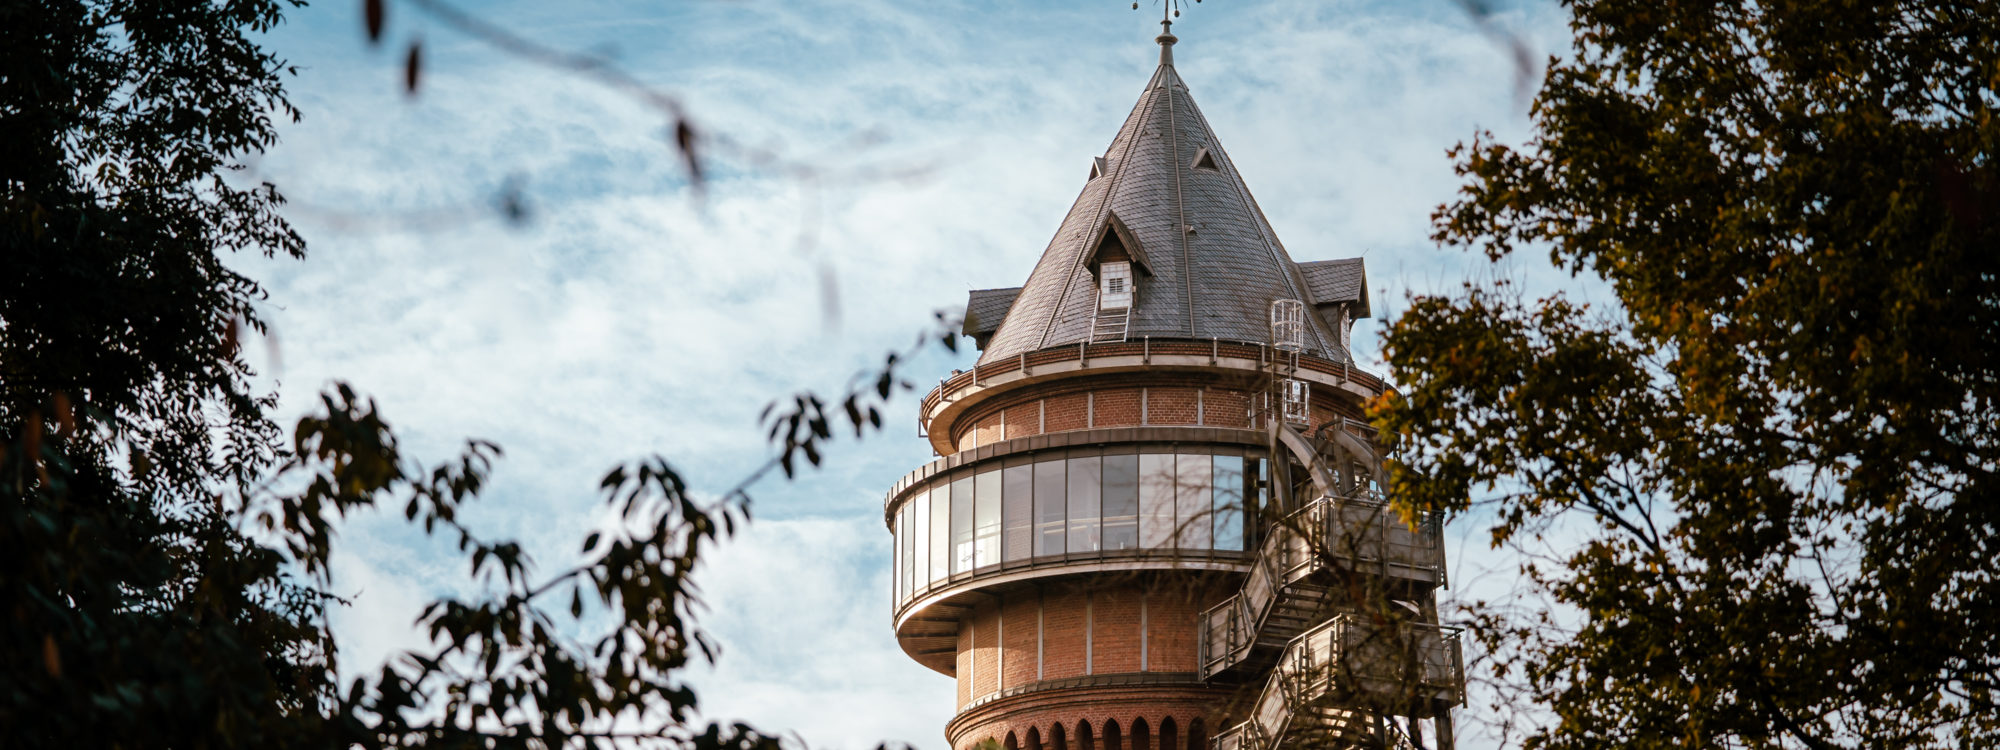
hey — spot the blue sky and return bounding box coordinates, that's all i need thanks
[234,1,1576,747]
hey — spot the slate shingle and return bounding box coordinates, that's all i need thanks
[977,41,1363,364]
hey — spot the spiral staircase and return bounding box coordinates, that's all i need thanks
[1200,424,1464,750]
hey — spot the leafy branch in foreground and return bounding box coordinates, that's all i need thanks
[266,318,958,749]
[1376,2,2000,748]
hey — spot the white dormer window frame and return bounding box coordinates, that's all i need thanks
[1098,260,1134,310]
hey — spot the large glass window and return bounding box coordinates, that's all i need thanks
[1213,455,1244,551]
[1139,454,1176,548]
[1034,459,1066,556]
[951,477,975,574]
[930,485,950,584]
[975,470,1001,568]
[892,507,903,601]
[1102,454,1139,551]
[892,446,1268,604]
[905,503,916,596]
[912,493,929,592]
[1003,464,1033,561]
[1176,454,1213,548]
[1067,456,1103,553]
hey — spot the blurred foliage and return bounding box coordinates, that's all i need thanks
[1375,1,1999,748]
[2,1,937,748]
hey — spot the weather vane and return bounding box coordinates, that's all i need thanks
[1134,0,1199,32]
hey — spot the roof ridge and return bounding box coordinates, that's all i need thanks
[975,32,1363,365]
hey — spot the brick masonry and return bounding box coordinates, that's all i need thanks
[951,376,1364,453]
[946,681,1240,750]
[950,576,1236,712]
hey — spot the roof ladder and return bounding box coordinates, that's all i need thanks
[1090,308,1130,343]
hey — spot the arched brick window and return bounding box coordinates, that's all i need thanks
[1103,719,1123,750]
[1006,731,1019,750]
[1028,727,1043,750]
[1131,717,1151,750]
[1158,717,1177,750]
[1078,720,1095,750]
[1052,722,1069,750]
[1186,718,1204,750]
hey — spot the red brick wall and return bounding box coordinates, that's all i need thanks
[1005,401,1043,441]
[1044,392,1090,433]
[1145,589,1203,674]
[973,601,1001,700]
[944,375,1339,450]
[959,618,973,709]
[1091,589,1143,674]
[956,579,1238,711]
[1002,595,1040,689]
[1203,389,1251,429]
[1092,388,1142,428]
[1040,589,1089,680]
[976,411,1006,449]
[1145,387,1198,426]
[948,689,1234,750]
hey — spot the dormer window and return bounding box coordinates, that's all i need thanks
[1099,261,1133,310]
[1191,146,1219,171]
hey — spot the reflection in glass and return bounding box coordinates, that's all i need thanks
[890,446,1272,601]
[1140,454,1176,548]
[913,492,929,592]
[951,476,974,574]
[1034,460,1066,556]
[1213,455,1244,551]
[975,470,1001,568]
[900,506,908,604]
[1003,464,1033,561]
[1067,456,1103,553]
[1176,454,1213,548]
[1103,455,1139,551]
[929,485,949,584]
[905,503,916,596]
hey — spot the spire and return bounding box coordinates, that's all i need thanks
[974,29,1364,365]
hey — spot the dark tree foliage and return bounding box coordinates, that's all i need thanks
[2,1,935,748]
[2,0,325,745]
[1376,1,1999,748]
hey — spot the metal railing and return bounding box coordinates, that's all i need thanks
[1198,494,1446,678]
[923,339,1390,418]
[1279,615,1464,713]
[1214,615,1464,750]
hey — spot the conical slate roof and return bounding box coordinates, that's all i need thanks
[976,29,1362,365]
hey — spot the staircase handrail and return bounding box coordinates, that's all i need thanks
[1200,495,1331,673]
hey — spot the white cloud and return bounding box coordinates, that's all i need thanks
[237,2,1580,748]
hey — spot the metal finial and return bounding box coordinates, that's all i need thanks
[1149,0,1183,67]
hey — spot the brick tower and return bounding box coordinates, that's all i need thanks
[887,24,1465,750]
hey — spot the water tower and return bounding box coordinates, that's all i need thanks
[885,25,1464,750]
